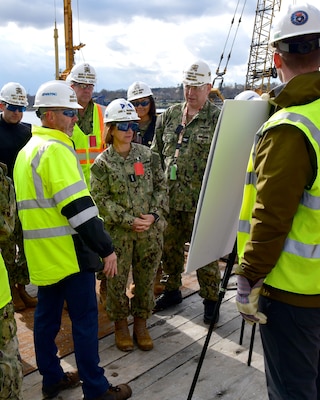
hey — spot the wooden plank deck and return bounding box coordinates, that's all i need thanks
[21,273,268,400]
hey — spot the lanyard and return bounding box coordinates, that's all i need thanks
[173,106,188,163]
[170,107,189,180]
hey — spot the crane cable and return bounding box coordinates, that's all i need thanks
[74,0,85,62]
[214,0,247,87]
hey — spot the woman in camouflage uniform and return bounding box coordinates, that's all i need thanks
[90,99,168,352]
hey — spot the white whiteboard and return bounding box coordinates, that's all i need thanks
[186,99,270,273]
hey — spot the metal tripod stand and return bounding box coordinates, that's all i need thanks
[187,241,256,399]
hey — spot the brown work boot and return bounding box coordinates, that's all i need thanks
[11,285,26,311]
[114,319,134,352]
[42,370,80,399]
[99,278,107,309]
[17,284,37,308]
[153,266,165,296]
[84,383,132,400]
[133,317,153,351]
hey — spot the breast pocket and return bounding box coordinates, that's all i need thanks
[162,133,177,157]
[195,132,211,145]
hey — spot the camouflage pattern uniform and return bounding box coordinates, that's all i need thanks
[91,143,168,320]
[0,116,32,290]
[2,218,29,287]
[151,99,221,300]
[0,302,23,400]
[0,163,23,399]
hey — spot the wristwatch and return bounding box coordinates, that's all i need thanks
[151,213,160,223]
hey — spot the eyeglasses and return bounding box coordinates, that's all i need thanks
[183,84,207,92]
[131,99,150,107]
[73,82,94,90]
[114,122,140,132]
[5,103,26,112]
[46,109,78,118]
[60,109,78,118]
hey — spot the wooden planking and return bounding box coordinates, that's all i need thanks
[22,283,268,400]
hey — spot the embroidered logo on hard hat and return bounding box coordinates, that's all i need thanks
[132,83,143,96]
[291,10,308,26]
[190,64,199,72]
[84,64,91,74]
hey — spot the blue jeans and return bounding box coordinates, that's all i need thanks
[34,271,109,399]
[259,296,320,400]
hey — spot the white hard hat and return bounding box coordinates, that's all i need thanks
[33,80,83,109]
[269,3,320,52]
[104,98,140,123]
[67,62,97,85]
[234,90,262,101]
[0,82,28,106]
[127,81,153,101]
[182,60,212,86]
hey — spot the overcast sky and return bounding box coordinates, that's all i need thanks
[0,0,317,95]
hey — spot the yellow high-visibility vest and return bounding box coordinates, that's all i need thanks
[14,125,96,286]
[238,99,320,294]
[72,103,104,188]
[0,255,11,308]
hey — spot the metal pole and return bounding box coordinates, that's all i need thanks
[187,241,237,400]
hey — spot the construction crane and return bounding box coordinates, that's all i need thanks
[210,0,248,106]
[211,0,282,103]
[245,0,282,93]
[54,0,85,80]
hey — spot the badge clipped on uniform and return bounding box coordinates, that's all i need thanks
[170,164,177,180]
[134,159,144,176]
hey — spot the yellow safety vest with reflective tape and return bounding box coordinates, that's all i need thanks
[238,99,320,294]
[13,125,98,286]
[0,254,11,308]
[72,103,104,188]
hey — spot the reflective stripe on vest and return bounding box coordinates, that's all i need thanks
[72,103,104,187]
[14,130,95,286]
[238,101,320,294]
[16,139,93,239]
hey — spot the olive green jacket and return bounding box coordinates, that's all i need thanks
[237,71,320,306]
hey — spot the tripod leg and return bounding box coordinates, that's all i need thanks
[187,241,237,400]
[239,318,245,345]
[247,323,256,366]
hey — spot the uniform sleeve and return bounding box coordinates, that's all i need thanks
[151,113,166,168]
[239,124,314,281]
[149,151,169,218]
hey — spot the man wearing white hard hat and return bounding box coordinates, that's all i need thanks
[14,81,132,400]
[67,62,105,189]
[235,3,320,398]
[151,60,221,324]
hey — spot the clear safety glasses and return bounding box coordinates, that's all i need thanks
[183,84,207,92]
[73,83,94,90]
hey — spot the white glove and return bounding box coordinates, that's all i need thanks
[236,275,267,325]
